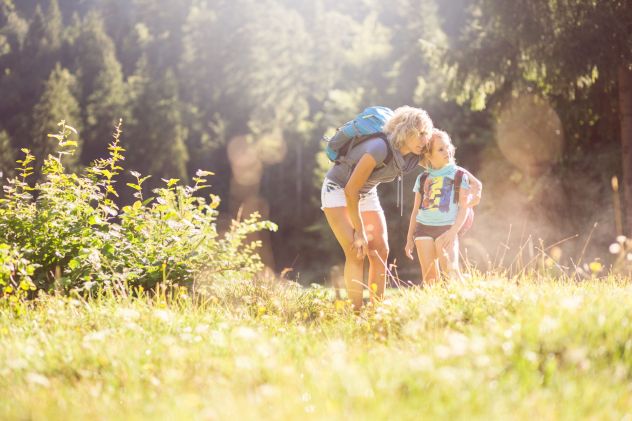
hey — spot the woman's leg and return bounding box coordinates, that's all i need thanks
[415,238,439,286]
[362,210,388,303]
[437,237,463,282]
[323,207,365,310]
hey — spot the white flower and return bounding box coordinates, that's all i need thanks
[153,309,173,323]
[408,355,433,371]
[561,295,583,310]
[617,235,627,244]
[195,324,209,334]
[83,329,110,343]
[116,307,140,321]
[609,243,622,254]
[232,326,259,341]
[539,316,559,334]
[26,373,50,388]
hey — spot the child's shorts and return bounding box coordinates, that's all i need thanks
[413,223,451,240]
[320,178,383,212]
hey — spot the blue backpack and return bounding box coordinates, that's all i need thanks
[323,106,394,165]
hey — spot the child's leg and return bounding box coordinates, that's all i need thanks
[415,237,439,286]
[437,236,463,282]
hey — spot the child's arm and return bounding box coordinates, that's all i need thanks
[405,192,422,260]
[462,169,482,207]
[435,185,471,252]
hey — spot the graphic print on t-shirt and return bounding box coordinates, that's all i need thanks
[421,175,455,213]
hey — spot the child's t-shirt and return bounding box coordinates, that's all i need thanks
[413,163,469,226]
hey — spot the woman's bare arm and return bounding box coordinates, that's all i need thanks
[344,153,377,257]
[405,192,422,259]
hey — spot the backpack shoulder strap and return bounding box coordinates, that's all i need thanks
[418,172,429,209]
[454,168,464,204]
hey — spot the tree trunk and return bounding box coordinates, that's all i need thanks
[296,139,303,220]
[618,65,632,236]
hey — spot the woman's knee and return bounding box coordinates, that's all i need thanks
[368,244,389,262]
[343,248,365,264]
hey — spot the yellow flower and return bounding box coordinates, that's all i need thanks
[334,300,346,312]
[589,261,603,273]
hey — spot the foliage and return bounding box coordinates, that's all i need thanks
[0,120,277,296]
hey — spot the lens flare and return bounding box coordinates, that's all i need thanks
[496,94,563,174]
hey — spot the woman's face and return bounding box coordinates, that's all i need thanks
[403,130,431,155]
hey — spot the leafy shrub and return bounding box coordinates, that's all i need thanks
[0,243,37,312]
[0,121,277,295]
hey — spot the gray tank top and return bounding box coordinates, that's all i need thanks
[325,137,420,194]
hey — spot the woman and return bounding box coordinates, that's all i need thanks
[321,106,433,310]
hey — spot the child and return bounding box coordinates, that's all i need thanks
[404,129,482,285]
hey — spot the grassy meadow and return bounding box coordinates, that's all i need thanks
[2,276,632,420]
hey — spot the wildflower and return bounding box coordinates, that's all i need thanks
[561,295,583,310]
[617,235,627,244]
[83,329,110,343]
[609,243,622,254]
[233,326,258,341]
[26,373,51,388]
[589,261,603,273]
[334,300,348,312]
[153,309,173,323]
[116,307,140,321]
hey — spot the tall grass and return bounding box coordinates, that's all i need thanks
[2,274,631,420]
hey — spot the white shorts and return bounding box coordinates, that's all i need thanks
[320,178,383,212]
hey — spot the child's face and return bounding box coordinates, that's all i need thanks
[426,136,451,169]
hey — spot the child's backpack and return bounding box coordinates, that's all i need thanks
[323,106,394,168]
[418,168,474,235]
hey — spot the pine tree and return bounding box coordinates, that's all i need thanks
[8,1,65,149]
[0,0,28,136]
[126,60,188,183]
[23,0,62,56]
[73,11,128,163]
[0,129,15,180]
[31,63,82,169]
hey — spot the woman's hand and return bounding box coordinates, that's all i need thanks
[352,229,369,259]
[435,229,457,255]
[405,237,415,260]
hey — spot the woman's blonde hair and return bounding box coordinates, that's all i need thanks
[420,129,456,168]
[383,106,433,150]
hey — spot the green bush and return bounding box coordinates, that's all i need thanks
[0,121,277,295]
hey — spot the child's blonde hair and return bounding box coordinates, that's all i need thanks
[420,129,456,169]
[383,106,433,149]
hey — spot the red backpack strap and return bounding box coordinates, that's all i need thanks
[418,172,429,210]
[454,168,464,205]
